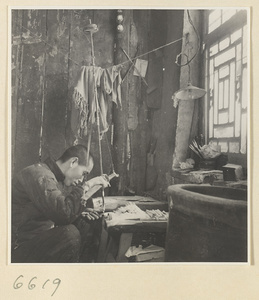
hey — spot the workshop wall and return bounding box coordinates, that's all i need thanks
[11,9,116,176]
[11,9,184,199]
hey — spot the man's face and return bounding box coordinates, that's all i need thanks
[64,157,94,186]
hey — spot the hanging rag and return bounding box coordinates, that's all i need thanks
[71,65,122,139]
[71,66,103,138]
[99,65,123,135]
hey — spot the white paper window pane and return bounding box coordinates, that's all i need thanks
[222,9,237,23]
[243,25,247,64]
[218,141,228,152]
[235,97,241,137]
[219,111,228,124]
[219,65,229,79]
[236,44,242,76]
[209,10,222,33]
[214,47,235,67]
[229,62,235,122]
[209,43,218,56]
[229,142,240,153]
[214,70,219,124]
[231,28,242,44]
[214,126,234,138]
[209,60,214,89]
[209,102,213,138]
[219,37,230,51]
[241,112,247,154]
[219,81,224,109]
[242,67,247,109]
[224,79,229,108]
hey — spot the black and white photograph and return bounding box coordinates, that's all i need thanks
[9,7,249,265]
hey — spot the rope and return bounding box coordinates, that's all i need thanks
[19,24,183,68]
[88,26,104,175]
[87,21,106,211]
[39,55,46,161]
[119,37,183,66]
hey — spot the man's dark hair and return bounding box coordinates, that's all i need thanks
[58,145,93,166]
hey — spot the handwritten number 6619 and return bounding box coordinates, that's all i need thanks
[13,275,61,296]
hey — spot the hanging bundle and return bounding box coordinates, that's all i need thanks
[71,65,122,140]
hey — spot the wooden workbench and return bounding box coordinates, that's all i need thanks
[95,196,168,262]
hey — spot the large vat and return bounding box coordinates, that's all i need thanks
[165,184,247,262]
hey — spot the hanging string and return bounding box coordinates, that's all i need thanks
[19,24,183,68]
[18,23,246,94]
[119,37,183,66]
[18,11,243,70]
[86,22,104,176]
[39,54,46,162]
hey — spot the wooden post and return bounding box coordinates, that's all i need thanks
[173,10,203,168]
[151,10,184,199]
[112,10,131,195]
[128,10,150,195]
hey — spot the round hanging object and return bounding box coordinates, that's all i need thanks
[117,14,123,23]
[117,24,124,32]
[84,24,99,33]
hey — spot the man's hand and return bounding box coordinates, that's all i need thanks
[81,208,103,221]
[82,174,110,191]
[95,174,110,188]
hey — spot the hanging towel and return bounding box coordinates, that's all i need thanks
[99,65,123,135]
[71,65,122,139]
[102,65,122,108]
[71,66,102,138]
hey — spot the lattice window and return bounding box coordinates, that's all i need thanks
[204,9,248,155]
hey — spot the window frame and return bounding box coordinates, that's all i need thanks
[201,9,248,168]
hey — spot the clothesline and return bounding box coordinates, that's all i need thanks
[19,25,183,68]
[119,37,183,66]
[18,25,247,86]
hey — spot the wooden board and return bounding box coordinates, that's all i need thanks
[43,10,70,160]
[128,10,150,194]
[11,10,23,173]
[14,10,47,172]
[66,9,93,148]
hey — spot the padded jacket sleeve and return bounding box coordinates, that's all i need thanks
[19,165,85,225]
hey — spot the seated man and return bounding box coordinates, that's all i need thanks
[11,144,109,263]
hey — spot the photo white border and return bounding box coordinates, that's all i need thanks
[1,1,258,299]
